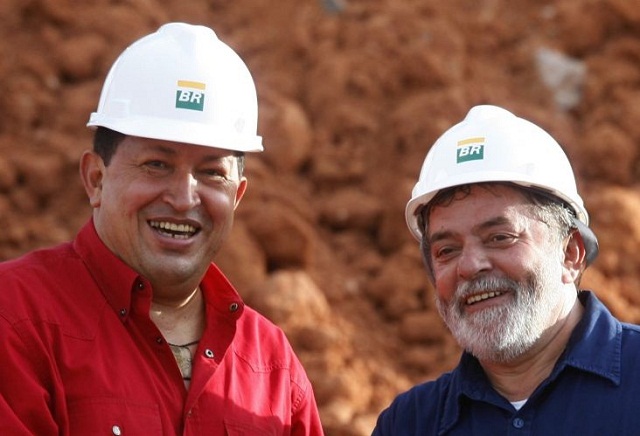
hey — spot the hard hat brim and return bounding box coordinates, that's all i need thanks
[87,114,263,153]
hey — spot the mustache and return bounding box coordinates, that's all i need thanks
[456,276,520,299]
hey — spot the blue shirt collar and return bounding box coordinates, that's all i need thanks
[556,291,622,385]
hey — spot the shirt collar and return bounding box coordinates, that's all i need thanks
[440,291,622,432]
[556,290,622,385]
[72,219,245,321]
[200,262,245,321]
[73,219,139,318]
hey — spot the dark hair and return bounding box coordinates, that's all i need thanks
[92,126,245,176]
[419,182,575,278]
[93,126,126,166]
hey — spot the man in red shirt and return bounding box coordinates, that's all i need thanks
[0,23,324,435]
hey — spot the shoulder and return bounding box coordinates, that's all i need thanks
[237,305,315,379]
[233,305,317,406]
[374,372,454,434]
[0,242,103,332]
[201,266,303,369]
[582,291,640,343]
[0,241,76,277]
[234,305,297,360]
[0,243,78,307]
[386,372,453,410]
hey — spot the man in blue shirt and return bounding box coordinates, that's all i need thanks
[373,105,640,435]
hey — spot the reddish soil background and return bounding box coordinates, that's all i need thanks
[2,0,640,434]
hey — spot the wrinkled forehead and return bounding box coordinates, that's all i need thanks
[420,183,532,231]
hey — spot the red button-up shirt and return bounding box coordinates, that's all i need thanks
[0,220,324,435]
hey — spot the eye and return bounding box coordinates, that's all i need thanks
[198,159,236,181]
[142,159,168,169]
[199,167,230,180]
[203,168,225,176]
[142,160,171,174]
[487,233,517,246]
[432,244,459,261]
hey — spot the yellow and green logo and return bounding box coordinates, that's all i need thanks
[457,137,485,163]
[175,80,206,111]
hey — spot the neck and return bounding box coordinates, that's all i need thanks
[480,295,584,401]
[150,287,205,346]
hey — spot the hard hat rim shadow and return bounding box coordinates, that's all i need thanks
[572,218,599,266]
[405,104,599,266]
[86,22,264,153]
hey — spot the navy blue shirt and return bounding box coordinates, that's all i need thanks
[373,291,640,435]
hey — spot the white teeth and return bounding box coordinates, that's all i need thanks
[466,291,503,305]
[149,221,197,238]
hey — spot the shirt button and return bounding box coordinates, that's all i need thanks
[112,425,122,435]
[119,308,127,317]
[156,337,164,344]
[229,302,239,312]
[137,281,144,290]
[205,349,215,358]
[512,417,525,429]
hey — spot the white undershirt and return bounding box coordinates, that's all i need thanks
[510,399,528,411]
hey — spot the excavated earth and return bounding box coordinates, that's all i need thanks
[1,0,640,434]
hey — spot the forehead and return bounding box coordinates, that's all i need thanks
[426,184,532,235]
[119,136,238,161]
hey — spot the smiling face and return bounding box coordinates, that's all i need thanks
[80,136,247,296]
[425,184,575,362]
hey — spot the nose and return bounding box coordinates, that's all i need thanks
[163,171,201,211]
[456,243,492,280]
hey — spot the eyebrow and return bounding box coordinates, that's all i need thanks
[428,215,512,245]
[148,144,177,155]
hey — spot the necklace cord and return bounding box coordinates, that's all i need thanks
[167,340,200,348]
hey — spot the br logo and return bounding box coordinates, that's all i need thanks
[457,137,485,163]
[175,80,206,111]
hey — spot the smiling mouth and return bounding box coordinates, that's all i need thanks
[149,221,199,239]
[465,291,505,305]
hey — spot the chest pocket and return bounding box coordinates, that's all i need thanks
[68,397,162,435]
[224,419,278,436]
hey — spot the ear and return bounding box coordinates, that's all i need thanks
[79,150,106,208]
[233,177,248,210]
[562,229,586,284]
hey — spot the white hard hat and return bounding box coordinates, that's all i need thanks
[87,22,263,152]
[406,104,590,238]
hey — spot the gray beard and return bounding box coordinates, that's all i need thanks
[437,267,559,363]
